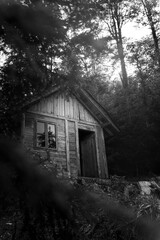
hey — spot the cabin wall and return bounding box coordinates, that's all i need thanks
[68,121,78,177]
[22,93,108,178]
[28,93,98,124]
[23,112,68,177]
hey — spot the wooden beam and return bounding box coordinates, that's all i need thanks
[22,86,60,109]
[65,119,70,177]
[78,123,95,131]
[75,121,81,176]
[73,92,104,126]
[79,89,119,132]
[101,129,109,178]
[95,127,101,178]
[27,110,101,127]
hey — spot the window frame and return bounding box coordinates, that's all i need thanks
[35,120,57,151]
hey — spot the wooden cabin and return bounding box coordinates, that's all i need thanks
[21,86,119,179]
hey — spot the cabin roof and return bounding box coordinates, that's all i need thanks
[22,86,119,137]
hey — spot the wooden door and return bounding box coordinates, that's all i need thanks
[79,130,98,178]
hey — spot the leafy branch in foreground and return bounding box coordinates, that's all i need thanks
[0,137,160,240]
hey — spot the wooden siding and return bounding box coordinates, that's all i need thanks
[23,112,108,178]
[28,93,98,124]
[23,91,109,179]
[23,113,68,177]
[24,116,34,148]
[68,121,77,177]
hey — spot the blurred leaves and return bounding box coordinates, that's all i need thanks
[0,138,160,240]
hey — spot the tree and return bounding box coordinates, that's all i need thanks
[0,1,66,133]
[133,0,160,68]
[96,0,136,122]
[141,0,160,67]
[103,0,129,89]
[0,0,95,134]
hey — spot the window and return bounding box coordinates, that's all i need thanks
[36,121,56,149]
[37,121,45,147]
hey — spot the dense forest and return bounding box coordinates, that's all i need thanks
[0,0,160,176]
[1,1,160,240]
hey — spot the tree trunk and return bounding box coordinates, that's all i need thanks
[114,21,131,122]
[116,36,128,89]
[135,57,147,107]
[135,55,149,127]
[107,1,131,122]
[142,0,160,68]
[110,2,129,89]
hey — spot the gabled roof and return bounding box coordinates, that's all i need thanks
[73,88,119,136]
[22,85,119,137]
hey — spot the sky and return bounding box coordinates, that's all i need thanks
[122,21,150,41]
[0,52,6,67]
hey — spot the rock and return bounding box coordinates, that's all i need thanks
[138,181,151,195]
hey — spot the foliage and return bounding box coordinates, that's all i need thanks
[0,139,160,240]
[0,0,92,134]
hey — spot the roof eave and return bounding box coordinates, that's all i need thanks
[75,88,120,135]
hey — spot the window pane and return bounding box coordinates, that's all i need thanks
[37,122,45,147]
[48,124,56,148]
[37,122,45,134]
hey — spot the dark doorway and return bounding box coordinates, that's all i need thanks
[79,129,98,178]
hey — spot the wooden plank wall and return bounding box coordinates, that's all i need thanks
[24,113,68,177]
[24,116,34,148]
[23,92,108,179]
[68,121,77,177]
[29,93,98,124]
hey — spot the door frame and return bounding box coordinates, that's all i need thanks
[76,123,101,178]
